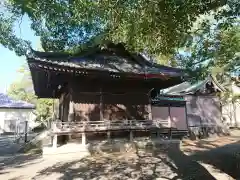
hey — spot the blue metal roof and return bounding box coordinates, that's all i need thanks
[0,93,35,109]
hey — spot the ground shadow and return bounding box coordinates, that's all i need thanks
[0,154,41,172]
[32,142,218,180]
[2,139,240,179]
[181,139,228,154]
[191,140,240,179]
[153,143,216,180]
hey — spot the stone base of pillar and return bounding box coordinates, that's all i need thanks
[43,143,90,156]
[82,132,86,146]
[52,134,58,148]
[107,131,111,142]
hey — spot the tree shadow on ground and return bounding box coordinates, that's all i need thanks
[32,142,217,180]
[0,154,41,172]
[182,140,219,154]
[181,136,239,154]
[191,140,240,179]
[2,140,240,179]
[153,143,216,180]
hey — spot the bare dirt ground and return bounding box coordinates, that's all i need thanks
[0,132,240,180]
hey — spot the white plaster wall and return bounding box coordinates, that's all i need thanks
[0,108,36,134]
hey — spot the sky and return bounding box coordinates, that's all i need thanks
[0,16,39,93]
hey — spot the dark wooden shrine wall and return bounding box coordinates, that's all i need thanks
[59,92,70,122]
[58,80,152,122]
[70,84,150,121]
[73,93,100,122]
[102,93,149,120]
[69,77,152,93]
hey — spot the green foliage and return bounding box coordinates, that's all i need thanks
[0,2,30,56]
[178,13,240,101]
[178,19,240,83]
[35,98,54,122]
[0,0,239,84]
[7,65,54,122]
[155,54,177,67]
[1,0,234,56]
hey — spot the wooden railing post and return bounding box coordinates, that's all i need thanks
[107,131,111,142]
[106,120,111,142]
[50,119,161,134]
[52,121,57,132]
[24,121,28,143]
[129,120,133,141]
[83,121,86,131]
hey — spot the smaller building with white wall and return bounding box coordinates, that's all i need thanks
[0,93,36,134]
[222,83,240,128]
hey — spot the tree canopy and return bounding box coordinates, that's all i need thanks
[1,0,239,56]
[178,17,240,82]
[0,0,239,89]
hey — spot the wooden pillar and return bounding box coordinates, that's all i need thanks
[24,121,28,143]
[52,134,58,148]
[148,104,152,120]
[185,101,189,130]
[168,106,172,139]
[68,100,74,141]
[82,133,86,145]
[68,97,74,122]
[59,93,64,121]
[147,89,153,121]
[99,88,103,121]
[107,131,111,142]
[129,120,133,141]
[52,90,55,122]
[130,131,133,141]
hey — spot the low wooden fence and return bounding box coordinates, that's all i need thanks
[51,120,170,133]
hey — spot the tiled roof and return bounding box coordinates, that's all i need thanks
[160,75,225,95]
[160,82,192,95]
[28,43,185,77]
[27,43,186,98]
[0,93,35,109]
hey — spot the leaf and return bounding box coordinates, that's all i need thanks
[1,0,231,55]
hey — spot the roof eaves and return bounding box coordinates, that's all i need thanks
[160,82,191,95]
[209,75,226,92]
[183,79,207,94]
